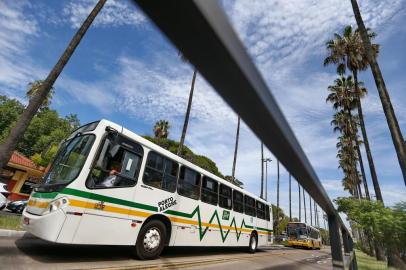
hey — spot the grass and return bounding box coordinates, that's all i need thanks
[356,250,396,270]
[0,215,23,231]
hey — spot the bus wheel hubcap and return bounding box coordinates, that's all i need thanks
[251,237,256,250]
[143,228,161,251]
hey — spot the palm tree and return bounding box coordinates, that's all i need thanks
[0,0,107,169]
[177,68,197,156]
[327,76,363,196]
[350,0,406,187]
[153,120,170,139]
[26,80,55,108]
[231,116,240,183]
[331,110,368,198]
[325,25,382,201]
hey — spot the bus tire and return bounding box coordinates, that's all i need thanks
[133,220,166,260]
[248,233,258,253]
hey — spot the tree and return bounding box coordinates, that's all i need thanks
[0,0,107,169]
[231,116,240,183]
[177,66,197,156]
[337,197,406,268]
[350,0,406,186]
[153,120,170,139]
[325,25,380,201]
[0,96,24,141]
[327,76,364,198]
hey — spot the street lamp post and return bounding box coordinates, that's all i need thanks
[262,157,272,201]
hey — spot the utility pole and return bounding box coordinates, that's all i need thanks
[276,159,280,235]
[303,188,307,224]
[263,158,271,201]
[309,196,313,226]
[289,174,292,221]
[298,183,301,222]
[260,143,264,199]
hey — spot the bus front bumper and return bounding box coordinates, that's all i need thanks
[22,209,67,242]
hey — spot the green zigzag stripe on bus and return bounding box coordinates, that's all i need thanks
[166,206,272,242]
[32,188,272,242]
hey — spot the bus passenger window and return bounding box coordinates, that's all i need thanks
[233,190,244,213]
[143,151,178,192]
[265,205,270,221]
[219,184,232,210]
[88,136,143,188]
[256,201,266,219]
[178,167,201,200]
[201,176,218,206]
[244,196,256,217]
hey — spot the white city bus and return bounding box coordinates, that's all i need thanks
[22,120,273,259]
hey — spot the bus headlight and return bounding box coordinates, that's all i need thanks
[47,197,69,213]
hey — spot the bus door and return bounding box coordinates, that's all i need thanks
[266,205,273,245]
[73,134,144,245]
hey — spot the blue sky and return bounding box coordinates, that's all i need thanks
[1,0,406,225]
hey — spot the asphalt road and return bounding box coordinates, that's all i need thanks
[0,235,334,270]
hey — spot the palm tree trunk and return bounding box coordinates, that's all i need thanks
[276,159,280,234]
[0,0,107,169]
[260,143,264,199]
[356,144,371,200]
[231,116,240,183]
[298,183,301,222]
[353,71,380,202]
[350,0,406,186]
[289,174,292,221]
[177,69,197,156]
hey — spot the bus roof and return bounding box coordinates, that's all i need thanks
[287,221,320,231]
[97,119,270,206]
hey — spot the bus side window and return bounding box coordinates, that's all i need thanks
[244,195,256,217]
[256,201,266,220]
[143,151,178,192]
[178,166,201,200]
[219,184,232,210]
[233,190,244,213]
[201,176,218,205]
[265,205,270,221]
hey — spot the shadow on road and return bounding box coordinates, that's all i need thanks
[14,235,267,264]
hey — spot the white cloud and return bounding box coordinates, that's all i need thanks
[0,1,45,98]
[63,0,145,28]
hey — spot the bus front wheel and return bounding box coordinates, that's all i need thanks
[133,220,166,260]
[248,233,258,253]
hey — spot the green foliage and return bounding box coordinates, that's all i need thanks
[336,197,406,266]
[0,95,24,141]
[0,95,80,166]
[224,175,244,188]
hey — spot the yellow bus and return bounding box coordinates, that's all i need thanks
[286,222,321,249]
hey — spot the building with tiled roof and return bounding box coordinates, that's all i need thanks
[0,152,46,201]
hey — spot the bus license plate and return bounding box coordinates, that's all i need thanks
[23,217,29,225]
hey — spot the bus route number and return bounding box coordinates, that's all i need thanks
[158,197,177,212]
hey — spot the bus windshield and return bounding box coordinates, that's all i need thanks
[287,223,307,239]
[43,134,95,185]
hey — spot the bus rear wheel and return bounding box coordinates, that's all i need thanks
[248,233,258,253]
[133,220,166,260]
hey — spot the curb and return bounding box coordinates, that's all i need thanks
[0,229,29,238]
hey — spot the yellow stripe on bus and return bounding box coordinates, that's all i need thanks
[68,198,270,234]
[27,199,49,209]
